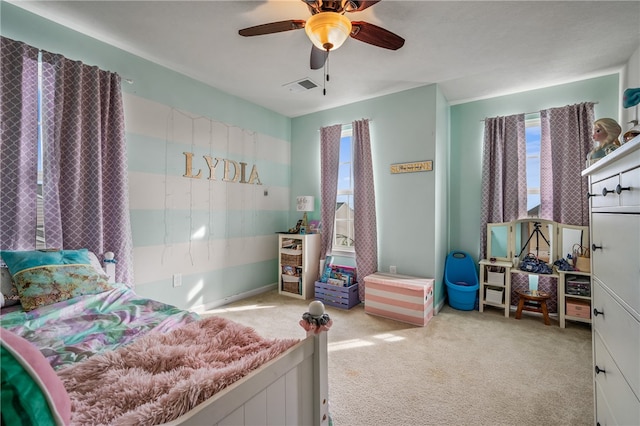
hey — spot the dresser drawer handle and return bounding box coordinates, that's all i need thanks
[601,187,615,196]
[591,243,602,251]
[593,308,604,317]
[595,365,606,375]
[615,184,631,194]
[586,191,595,198]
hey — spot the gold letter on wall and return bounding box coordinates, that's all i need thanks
[203,155,220,181]
[183,152,202,179]
[248,165,262,185]
[223,159,240,182]
[239,162,248,184]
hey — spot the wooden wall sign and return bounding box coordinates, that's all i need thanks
[390,160,433,174]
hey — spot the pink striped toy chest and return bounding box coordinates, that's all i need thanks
[363,272,434,326]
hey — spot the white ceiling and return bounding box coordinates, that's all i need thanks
[9,0,640,118]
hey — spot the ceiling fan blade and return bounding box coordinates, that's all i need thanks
[350,21,405,50]
[239,20,305,37]
[344,1,381,13]
[310,45,328,70]
[302,0,321,14]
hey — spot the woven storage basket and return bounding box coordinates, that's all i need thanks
[487,271,504,286]
[281,253,302,266]
[283,281,299,293]
[282,275,300,294]
[572,244,590,272]
[574,255,590,272]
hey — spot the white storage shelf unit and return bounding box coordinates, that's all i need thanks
[478,259,512,317]
[558,270,592,328]
[278,233,320,300]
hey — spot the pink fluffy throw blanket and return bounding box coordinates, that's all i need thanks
[57,316,300,425]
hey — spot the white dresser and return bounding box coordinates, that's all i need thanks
[582,135,640,425]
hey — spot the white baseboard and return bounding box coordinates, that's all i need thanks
[191,283,277,314]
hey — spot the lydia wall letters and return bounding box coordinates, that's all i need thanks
[182,152,262,185]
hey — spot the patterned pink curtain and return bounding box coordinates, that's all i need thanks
[539,103,594,225]
[480,114,527,260]
[0,37,40,250]
[319,124,342,259]
[352,119,377,301]
[0,37,133,285]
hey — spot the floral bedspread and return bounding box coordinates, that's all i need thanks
[0,284,199,370]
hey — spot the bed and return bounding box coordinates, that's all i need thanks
[0,249,330,426]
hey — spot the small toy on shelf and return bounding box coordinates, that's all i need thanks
[622,87,640,143]
[288,219,303,234]
[586,118,622,167]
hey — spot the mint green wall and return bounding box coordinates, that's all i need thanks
[434,85,450,307]
[291,85,449,308]
[449,74,620,263]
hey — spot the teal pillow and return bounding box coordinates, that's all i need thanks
[1,249,91,276]
[1,249,113,311]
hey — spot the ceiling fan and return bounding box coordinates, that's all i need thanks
[238,0,405,70]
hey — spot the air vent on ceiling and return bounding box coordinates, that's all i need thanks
[283,78,319,93]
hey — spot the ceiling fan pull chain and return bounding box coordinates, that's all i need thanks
[323,51,329,96]
[323,50,333,96]
[326,49,330,82]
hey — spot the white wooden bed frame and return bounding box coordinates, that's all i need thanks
[163,330,329,426]
[102,254,329,426]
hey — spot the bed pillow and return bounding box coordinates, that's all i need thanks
[1,328,71,425]
[0,249,92,276]
[13,264,112,311]
[87,251,107,275]
[1,266,20,308]
[0,249,112,311]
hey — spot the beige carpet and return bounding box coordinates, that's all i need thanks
[204,290,593,426]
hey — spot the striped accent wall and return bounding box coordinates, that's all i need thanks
[123,93,291,310]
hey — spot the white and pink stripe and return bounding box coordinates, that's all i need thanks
[364,273,434,327]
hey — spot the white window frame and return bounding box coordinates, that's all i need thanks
[525,115,541,217]
[331,126,355,256]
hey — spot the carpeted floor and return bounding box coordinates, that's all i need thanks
[204,289,593,426]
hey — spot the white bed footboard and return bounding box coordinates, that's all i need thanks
[163,307,330,426]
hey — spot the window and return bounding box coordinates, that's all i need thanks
[525,115,541,216]
[333,126,355,253]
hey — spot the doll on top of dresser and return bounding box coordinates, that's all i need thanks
[586,118,622,167]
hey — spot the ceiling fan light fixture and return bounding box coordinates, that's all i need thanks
[304,12,352,51]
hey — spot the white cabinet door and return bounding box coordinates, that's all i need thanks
[592,281,640,398]
[591,213,640,315]
[593,332,640,426]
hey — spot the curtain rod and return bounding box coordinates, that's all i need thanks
[479,102,599,122]
[317,119,373,131]
[334,119,373,127]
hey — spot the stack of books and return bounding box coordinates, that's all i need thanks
[320,256,357,287]
[281,239,301,250]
